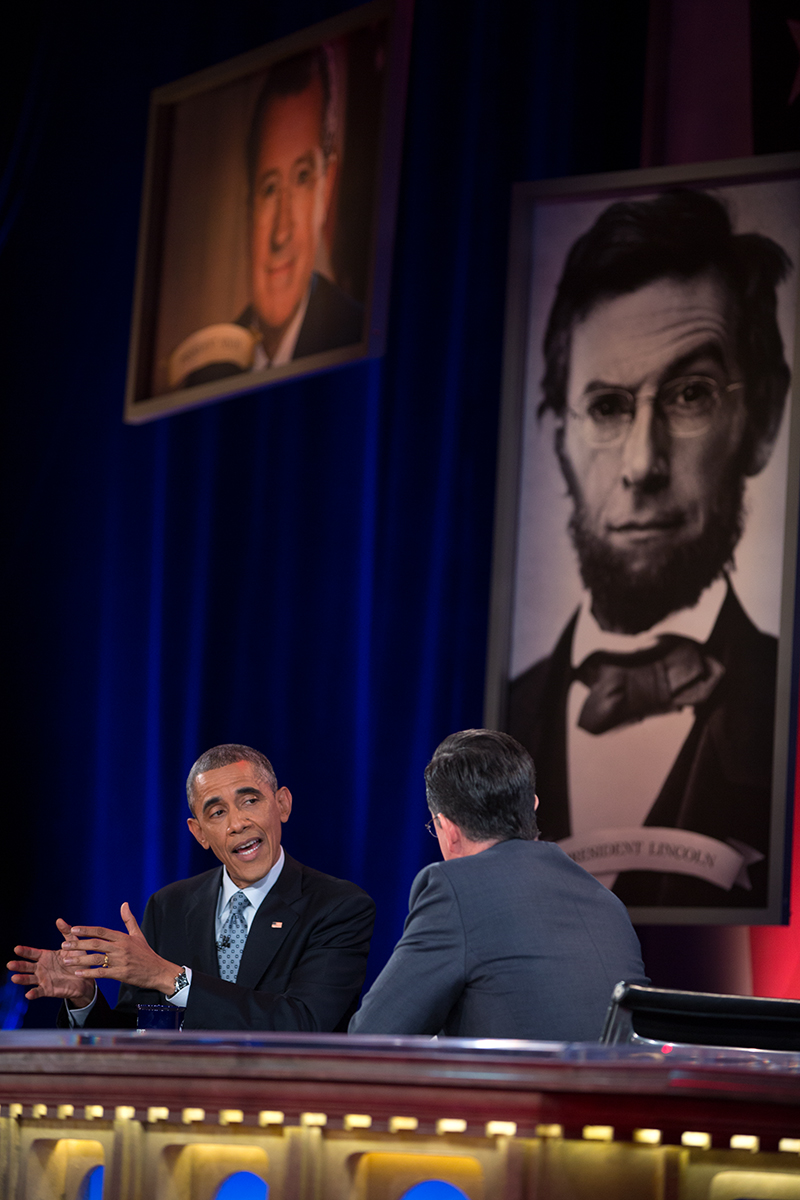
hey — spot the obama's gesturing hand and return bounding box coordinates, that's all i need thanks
[8,918,95,1006]
[60,902,181,996]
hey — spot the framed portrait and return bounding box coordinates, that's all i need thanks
[485,152,800,925]
[124,0,412,423]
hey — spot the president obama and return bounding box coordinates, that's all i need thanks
[10,744,375,1030]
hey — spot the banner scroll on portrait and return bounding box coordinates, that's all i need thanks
[558,828,764,892]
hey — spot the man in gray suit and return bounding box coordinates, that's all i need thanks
[350,729,647,1040]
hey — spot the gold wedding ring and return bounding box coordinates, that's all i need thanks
[103,954,109,969]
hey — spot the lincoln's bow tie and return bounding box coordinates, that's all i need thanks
[575,635,725,735]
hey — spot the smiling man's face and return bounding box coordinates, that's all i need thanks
[250,77,334,357]
[558,273,750,633]
[187,761,292,888]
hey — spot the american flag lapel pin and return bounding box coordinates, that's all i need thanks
[272,921,283,928]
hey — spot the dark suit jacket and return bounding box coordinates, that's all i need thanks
[62,854,375,1031]
[182,273,364,388]
[290,271,363,359]
[238,272,363,359]
[508,588,776,908]
[350,839,648,1041]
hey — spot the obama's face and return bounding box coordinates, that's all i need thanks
[188,761,291,889]
[557,273,754,633]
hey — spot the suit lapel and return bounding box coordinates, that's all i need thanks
[236,854,304,988]
[643,587,765,831]
[184,867,222,976]
[614,586,774,905]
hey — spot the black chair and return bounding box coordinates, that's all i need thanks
[601,982,800,1051]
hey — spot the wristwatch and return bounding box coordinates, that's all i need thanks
[167,967,189,998]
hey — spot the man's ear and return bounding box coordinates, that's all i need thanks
[534,794,540,810]
[275,786,292,824]
[436,813,462,857]
[187,816,209,849]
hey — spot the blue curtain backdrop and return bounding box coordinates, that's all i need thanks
[1,0,647,1025]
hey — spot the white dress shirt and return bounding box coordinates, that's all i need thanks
[251,286,311,369]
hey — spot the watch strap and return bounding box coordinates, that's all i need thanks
[167,967,189,998]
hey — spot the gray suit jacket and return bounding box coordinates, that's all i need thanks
[350,839,647,1040]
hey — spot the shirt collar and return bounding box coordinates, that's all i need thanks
[252,281,313,370]
[219,845,285,914]
[571,576,729,668]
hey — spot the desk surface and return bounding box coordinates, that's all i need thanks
[0,1032,798,1140]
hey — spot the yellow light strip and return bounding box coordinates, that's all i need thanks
[344,1114,372,1130]
[219,1110,244,1126]
[389,1116,418,1133]
[182,1108,205,1125]
[32,1104,47,1119]
[535,1124,563,1139]
[8,1105,22,1120]
[779,1138,800,1153]
[84,1106,104,1121]
[57,1105,74,1120]
[633,1129,662,1145]
[436,1118,467,1135]
[583,1126,614,1142]
[258,1111,284,1127]
[681,1131,711,1149]
[300,1112,327,1127]
[115,1107,136,1121]
[486,1121,517,1138]
[730,1135,759,1152]
[147,1107,169,1123]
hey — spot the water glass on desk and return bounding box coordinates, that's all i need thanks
[136,1004,182,1031]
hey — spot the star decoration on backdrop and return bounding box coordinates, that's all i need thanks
[788,19,800,105]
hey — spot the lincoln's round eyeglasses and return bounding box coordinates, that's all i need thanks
[567,376,744,448]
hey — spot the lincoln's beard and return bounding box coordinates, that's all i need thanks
[562,467,747,636]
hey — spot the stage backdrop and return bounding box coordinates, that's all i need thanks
[8,0,793,1028]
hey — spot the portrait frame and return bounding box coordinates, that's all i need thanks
[124,0,413,423]
[485,152,800,926]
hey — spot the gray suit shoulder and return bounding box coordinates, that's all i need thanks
[434,838,641,925]
[433,836,572,877]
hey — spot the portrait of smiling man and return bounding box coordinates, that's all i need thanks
[9,744,375,1030]
[506,186,796,911]
[175,46,364,390]
[238,46,363,367]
